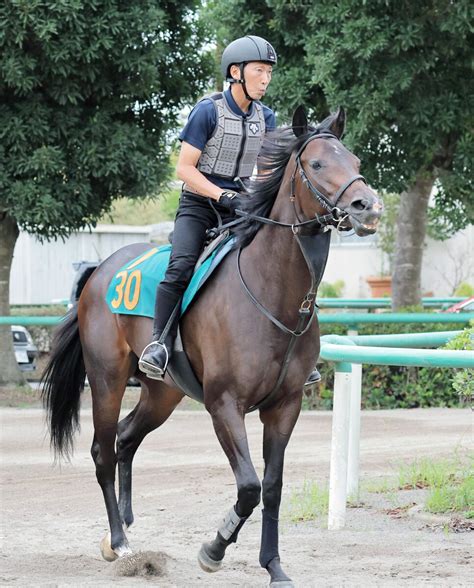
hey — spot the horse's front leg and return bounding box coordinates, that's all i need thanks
[259,390,303,587]
[198,396,261,573]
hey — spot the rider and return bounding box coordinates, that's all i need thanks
[139,35,321,386]
[138,35,277,379]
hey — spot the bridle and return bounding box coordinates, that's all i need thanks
[289,131,367,231]
[234,130,370,411]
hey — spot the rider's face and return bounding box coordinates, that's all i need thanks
[231,62,273,99]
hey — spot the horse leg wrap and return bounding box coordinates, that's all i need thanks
[259,509,279,568]
[218,506,247,543]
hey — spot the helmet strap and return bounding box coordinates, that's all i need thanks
[229,63,254,102]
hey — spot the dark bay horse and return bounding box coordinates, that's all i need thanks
[42,107,382,587]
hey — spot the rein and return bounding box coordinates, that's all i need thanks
[236,131,366,412]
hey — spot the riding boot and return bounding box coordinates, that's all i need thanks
[138,286,182,380]
[304,368,321,387]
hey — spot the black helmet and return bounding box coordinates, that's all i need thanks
[221,35,277,81]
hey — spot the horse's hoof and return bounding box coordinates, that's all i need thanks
[270,582,294,588]
[100,532,132,562]
[197,543,223,573]
[100,533,118,562]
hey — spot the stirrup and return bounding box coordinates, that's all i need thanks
[138,341,169,380]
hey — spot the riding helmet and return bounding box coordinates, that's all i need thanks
[221,35,277,81]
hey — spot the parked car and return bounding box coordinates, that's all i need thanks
[68,261,99,308]
[12,325,39,372]
[443,296,474,313]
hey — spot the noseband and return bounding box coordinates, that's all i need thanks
[290,132,367,229]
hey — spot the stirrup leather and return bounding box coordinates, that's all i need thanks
[138,341,169,380]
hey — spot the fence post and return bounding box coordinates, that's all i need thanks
[347,363,362,500]
[328,361,352,530]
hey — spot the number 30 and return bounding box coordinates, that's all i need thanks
[111,270,142,310]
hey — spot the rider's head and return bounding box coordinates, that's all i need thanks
[221,35,277,101]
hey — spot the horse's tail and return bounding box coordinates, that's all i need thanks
[41,306,86,460]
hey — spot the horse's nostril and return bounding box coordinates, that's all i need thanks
[351,198,371,212]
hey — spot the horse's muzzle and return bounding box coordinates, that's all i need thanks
[347,195,384,236]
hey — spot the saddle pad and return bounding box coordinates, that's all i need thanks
[106,238,234,318]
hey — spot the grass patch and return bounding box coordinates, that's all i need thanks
[425,470,474,514]
[362,477,398,494]
[398,457,457,490]
[100,188,180,225]
[284,480,329,522]
[365,454,474,517]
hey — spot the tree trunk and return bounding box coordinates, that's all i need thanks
[0,213,25,386]
[391,170,435,310]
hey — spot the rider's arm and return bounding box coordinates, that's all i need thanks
[176,142,223,201]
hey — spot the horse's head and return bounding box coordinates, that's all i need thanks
[291,106,383,236]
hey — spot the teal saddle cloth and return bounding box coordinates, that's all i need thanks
[106,238,234,318]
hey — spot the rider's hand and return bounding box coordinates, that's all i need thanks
[218,190,244,213]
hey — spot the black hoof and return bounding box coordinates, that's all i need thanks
[267,557,292,587]
[197,543,223,573]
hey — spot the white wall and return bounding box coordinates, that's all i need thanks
[10,220,473,304]
[10,223,173,304]
[321,224,474,298]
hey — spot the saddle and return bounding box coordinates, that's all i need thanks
[106,232,235,403]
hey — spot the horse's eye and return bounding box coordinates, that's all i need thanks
[310,160,321,170]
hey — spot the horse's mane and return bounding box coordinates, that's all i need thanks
[233,112,338,248]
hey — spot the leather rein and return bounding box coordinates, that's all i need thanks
[237,131,367,339]
[235,131,367,412]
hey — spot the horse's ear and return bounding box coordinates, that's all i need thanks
[292,105,308,137]
[329,107,346,139]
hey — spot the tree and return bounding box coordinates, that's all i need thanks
[0,0,212,385]
[209,0,473,308]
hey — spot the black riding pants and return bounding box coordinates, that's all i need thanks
[152,191,233,342]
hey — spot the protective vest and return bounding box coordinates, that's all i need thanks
[197,92,266,179]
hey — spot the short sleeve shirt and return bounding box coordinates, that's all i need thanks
[179,88,276,190]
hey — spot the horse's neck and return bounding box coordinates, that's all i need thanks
[241,175,320,319]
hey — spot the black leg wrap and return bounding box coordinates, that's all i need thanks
[259,509,279,568]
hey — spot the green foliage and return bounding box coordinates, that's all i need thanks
[398,457,457,489]
[303,318,470,410]
[211,0,474,235]
[426,474,474,514]
[0,0,212,239]
[443,327,474,406]
[397,455,474,515]
[376,192,399,273]
[284,480,329,522]
[454,282,474,297]
[318,279,345,298]
[101,188,180,225]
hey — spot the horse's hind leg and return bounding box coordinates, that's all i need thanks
[86,353,131,561]
[198,399,261,573]
[258,391,303,588]
[117,381,184,528]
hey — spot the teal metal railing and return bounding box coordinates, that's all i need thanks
[1,312,473,328]
[322,328,473,531]
[317,297,464,309]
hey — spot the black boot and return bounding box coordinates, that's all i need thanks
[139,286,181,380]
[139,341,170,380]
[304,368,321,387]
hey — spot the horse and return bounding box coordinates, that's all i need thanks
[41,106,383,587]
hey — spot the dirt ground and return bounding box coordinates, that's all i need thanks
[0,402,472,587]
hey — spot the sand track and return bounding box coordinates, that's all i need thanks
[0,407,471,586]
